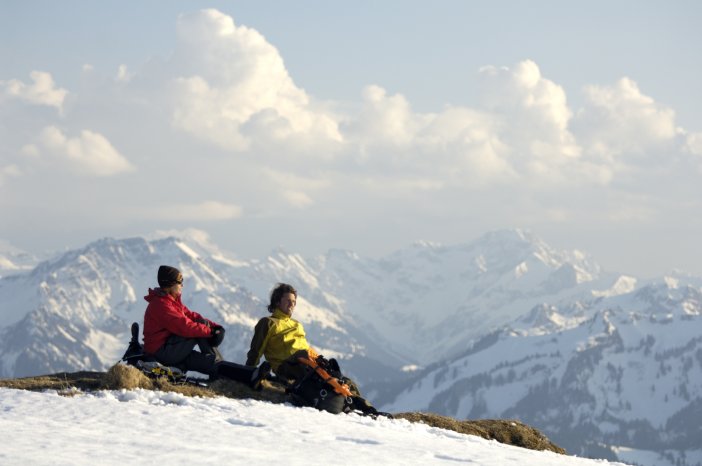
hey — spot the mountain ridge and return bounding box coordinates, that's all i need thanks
[1,228,700,465]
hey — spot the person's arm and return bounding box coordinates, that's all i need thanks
[160,302,213,339]
[246,318,273,366]
[182,305,220,328]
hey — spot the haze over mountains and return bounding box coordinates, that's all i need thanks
[0,229,700,466]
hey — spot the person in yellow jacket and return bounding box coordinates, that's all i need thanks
[245,283,370,407]
[245,283,311,379]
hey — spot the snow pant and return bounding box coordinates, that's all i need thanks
[153,335,222,376]
[153,334,257,384]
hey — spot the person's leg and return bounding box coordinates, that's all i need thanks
[216,360,255,382]
[154,335,218,376]
[153,335,197,367]
[195,338,223,363]
[274,350,311,382]
[215,360,271,390]
[182,350,219,376]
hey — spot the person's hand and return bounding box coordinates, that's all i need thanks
[209,326,225,347]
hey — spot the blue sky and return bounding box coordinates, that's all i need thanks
[1,1,701,277]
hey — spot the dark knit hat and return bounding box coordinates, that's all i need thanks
[157,265,183,288]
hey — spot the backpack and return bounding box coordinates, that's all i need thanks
[286,351,355,414]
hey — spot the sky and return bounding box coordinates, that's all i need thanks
[1,1,702,277]
[0,387,631,466]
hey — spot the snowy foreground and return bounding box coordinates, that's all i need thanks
[0,388,628,466]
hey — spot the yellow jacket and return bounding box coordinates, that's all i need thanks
[245,309,311,371]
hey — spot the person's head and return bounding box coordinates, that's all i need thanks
[268,283,297,315]
[158,265,183,298]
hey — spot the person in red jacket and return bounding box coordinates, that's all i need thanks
[143,265,269,387]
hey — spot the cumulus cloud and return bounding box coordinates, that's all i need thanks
[573,77,677,158]
[344,85,429,147]
[477,60,581,173]
[480,61,573,131]
[417,106,513,182]
[116,64,133,83]
[167,9,341,151]
[2,7,700,272]
[338,85,514,186]
[0,71,68,110]
[338,61,585,186]
[36,126,134,176]
[155,201,243,221]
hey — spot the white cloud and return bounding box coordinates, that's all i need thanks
[344,85,430,147]
[415,106,514,182]
[37,126,134,176]
[2,8,700,276]
[573,77,677,158]
[338,86,514,186]
[168,9,341,151]
[283,190,314,208]
[480,60,573,132]
[338,60,586,186]
[116,64,133,83]
[0,71,67,110]
[155,201,243,222]
[477,60,581,168]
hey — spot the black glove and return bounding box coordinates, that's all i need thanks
[209,326,225,347]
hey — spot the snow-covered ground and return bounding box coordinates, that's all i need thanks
[0,388,627,466]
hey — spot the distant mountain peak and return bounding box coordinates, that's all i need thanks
[0,240,40,278]
[145,228,222,255]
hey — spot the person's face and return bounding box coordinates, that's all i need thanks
[165,279,183,298]
[278,292,296,316]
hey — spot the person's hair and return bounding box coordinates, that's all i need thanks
[157,265,182,288]
[268,283,297,313]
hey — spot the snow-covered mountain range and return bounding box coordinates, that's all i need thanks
[0,240,39,279]
[381,276,702,465]
[0,228,700,466]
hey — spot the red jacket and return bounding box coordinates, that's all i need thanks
[142,288,219,354]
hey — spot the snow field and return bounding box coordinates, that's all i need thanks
[0,388,628,466]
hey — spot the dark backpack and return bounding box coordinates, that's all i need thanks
[286,351,355,414]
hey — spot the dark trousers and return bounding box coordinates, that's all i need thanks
[153,334,257,383]
[153,335,222,376]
